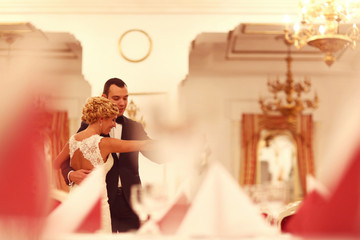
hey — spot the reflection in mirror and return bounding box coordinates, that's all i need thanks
[240,114,314,205]
[257,130,303,202]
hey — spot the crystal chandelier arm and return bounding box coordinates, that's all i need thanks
[346,24,360,48]
[284,0,360,66]
[284,20,314,49]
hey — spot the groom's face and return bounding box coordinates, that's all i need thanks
[106,84,128,116]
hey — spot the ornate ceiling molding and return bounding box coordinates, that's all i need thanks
[0,23,81,59]
[0,0,298,15]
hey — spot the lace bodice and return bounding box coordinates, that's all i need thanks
[68,134,113,233]
[69,134,104,167]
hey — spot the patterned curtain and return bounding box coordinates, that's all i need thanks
[240,114,260,185]
[240,114,314,195]
[296,114,315,190]
[44,111,69,192]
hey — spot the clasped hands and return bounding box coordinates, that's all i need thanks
[69,169,92,185]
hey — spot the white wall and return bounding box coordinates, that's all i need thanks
[0,1,303,129]
[0,11,296,103]
[179,31,360,192]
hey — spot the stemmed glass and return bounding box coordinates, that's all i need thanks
[130,184,149,226]
[130,183,169,234]
[262,182,288,220]
[243,182,287,226]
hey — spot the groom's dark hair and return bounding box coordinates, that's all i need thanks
[103,78,127,96]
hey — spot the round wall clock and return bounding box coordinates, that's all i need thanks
[118,29,152,63]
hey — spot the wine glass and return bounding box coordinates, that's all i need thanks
[243,183,287,226]
[131,183,169,234]
[262,182,288,217]
[130,184,149,226]
[143,183,169,219]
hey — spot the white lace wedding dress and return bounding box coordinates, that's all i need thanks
[69,134,113,233]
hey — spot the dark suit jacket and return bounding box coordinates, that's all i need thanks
[60,115,155,206]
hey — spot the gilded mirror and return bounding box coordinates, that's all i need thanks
[240,114,315,202]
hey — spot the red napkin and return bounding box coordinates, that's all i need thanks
[157,193,191,234]
[286,144,360,237]
[0,106,50,237]
[75,198,102,233]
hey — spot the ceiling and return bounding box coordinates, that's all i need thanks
[190,22,360,76]
[227,23,323,61]
[0,0,299,15]
[225,23,360,73]
[1,1,360,74]
[0,23,81,59]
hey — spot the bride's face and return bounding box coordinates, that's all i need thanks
[101,116,117,134]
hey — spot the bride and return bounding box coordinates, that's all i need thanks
[53,96,154,233]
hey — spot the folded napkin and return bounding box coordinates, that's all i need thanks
[157,192,191,234]
[0,107,50,240]
[285,144,360,237]
[306,174,330,198]
[43,166,104,236]
[176,161,277,237]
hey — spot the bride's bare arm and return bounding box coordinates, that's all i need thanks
[100,138,155,155]
[53,142,70,169]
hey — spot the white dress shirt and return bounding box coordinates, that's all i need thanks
[109,123,123,187]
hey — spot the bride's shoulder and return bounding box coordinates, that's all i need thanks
[72,132,100,142]
[84,134,103,144]
[99,136,110,143]
[98,137,118,146]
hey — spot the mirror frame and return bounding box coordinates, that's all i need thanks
[239,114,315,196]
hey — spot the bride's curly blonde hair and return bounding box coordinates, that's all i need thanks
[81,96,119,124]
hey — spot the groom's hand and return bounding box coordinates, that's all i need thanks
[69,169,91,184]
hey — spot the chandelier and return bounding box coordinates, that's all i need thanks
[259,43,319,122]
[284,0,360,66]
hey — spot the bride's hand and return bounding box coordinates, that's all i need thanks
[69,169,91,184]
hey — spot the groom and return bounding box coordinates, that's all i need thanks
[61,77,159,232]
